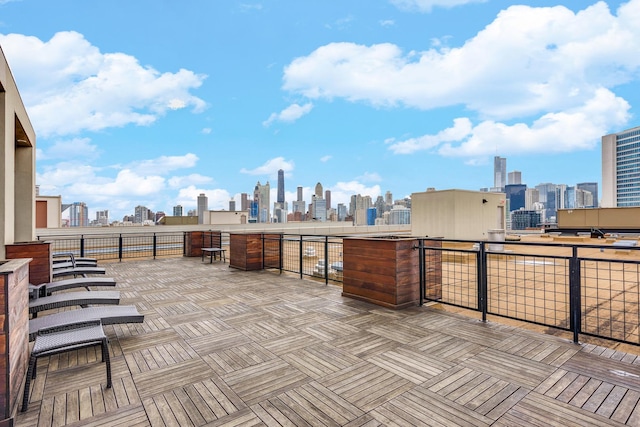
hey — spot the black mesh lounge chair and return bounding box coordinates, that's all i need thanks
[52,252,98,266]
[30,277,117,297]
[29,305,144,341]
[22,319,111,412]
[52,266,107,278]
[29,291,120,317]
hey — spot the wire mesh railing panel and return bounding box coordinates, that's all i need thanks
[425,248,478,309]
[281,236,302,275]
[47,238,82,258]
[83,237,120,260]
[155,233,185,257]
[487,254,569,329]
[120,234,154,259]
[581,259,640,344]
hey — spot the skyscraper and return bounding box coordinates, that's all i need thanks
[576,182,598,208]
[277,169,285,204]
[508,171,522,185]
[69,202,88,227]
[173,205,183,216]
[494,156,507,191]
[96,210,109,226]
[229,199,236,211]
[602,126,640,207]
[197,193,208,224]
[325,190,331,211]
[315,182,323,198]
[253,181,270,222]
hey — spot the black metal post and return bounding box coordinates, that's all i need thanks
[183,232,186,255]
[299,236,303,279]
[153,233,157,259]
[478,242,487,322]
[80,235,85,257]
[279,234,283,273]
[569,246,581,343]
[118,234,123,262]
[324,236,329,285]
[418,239,425,306]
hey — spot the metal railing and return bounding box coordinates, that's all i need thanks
[419,238,640,346]
[38,232,187,261]
[262,234,344,284]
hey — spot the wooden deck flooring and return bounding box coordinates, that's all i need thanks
[16,256,640,426]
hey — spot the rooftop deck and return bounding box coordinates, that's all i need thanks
[16,256,640,426]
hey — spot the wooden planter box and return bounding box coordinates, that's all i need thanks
[185,231,221,257]
[342,237,423,309]
[0,259,30,424]
[229,233,263,271]
[5,241,52,285]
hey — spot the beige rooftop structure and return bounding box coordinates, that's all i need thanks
[0,45,36,258]
[411,189,506,240]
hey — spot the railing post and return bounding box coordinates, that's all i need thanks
[118,234,123,262]
[80,235,85,257]
[478,242,487,322]
[153,233,157,259]
[324,236,329,285]
[183,232,186,255]
[299,236,303,279]
[569,246,581,343]
[279,234,283,274]
[418,238,425,306]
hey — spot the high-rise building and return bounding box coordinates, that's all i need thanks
[173,205,183,216]
[314,182,323,198]
[197,193,208,224]
[576,182,598,208]
[69,202,88,227]
[494,156,507,191]
[253,181,270,222]
[511,210,541,230]
[240,193,249,211]
[508,171,522,185]
[277,169,285,204]
[337,203,347,221]
[525,188,539,210]
[325,190,331,211]
[134,205,152,224]
[374,196,385,218]
[389,205,411,225]
[96,210,109,226]
[505,184,526,211]
[603,126,640,207]
[229,199,236,211]
[297,186,303,201]
[385,191,393,206]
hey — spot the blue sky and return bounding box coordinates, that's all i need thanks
[1,0,638,221]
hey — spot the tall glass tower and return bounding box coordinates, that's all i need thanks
[277,169,285,204]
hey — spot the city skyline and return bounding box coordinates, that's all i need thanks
[1,1,638,220]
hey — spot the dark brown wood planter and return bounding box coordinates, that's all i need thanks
[342,237,441,310]
[5,240,52,285]
[229,233,264,271]
[0,259,30,424]
[185,231,221,257]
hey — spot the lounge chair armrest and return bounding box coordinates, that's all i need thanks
[37,318,102,335]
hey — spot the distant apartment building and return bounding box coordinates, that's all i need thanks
[229,199,236,211]
[173,205,183,216]
[197,193,208,224]
[69,202,89,227]
[388,205,411,225]
[508,170,522,185]
[134,205,152,224]
[96,210,109,226]
[511,210,542,230]
[337,203,347,221]
[602,126,640,207]
[576,182,598,208]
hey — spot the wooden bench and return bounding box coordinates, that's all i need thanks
[202,247,226,263]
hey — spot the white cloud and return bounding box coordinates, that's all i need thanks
[329,181,382,207]
[282,1,640,157]
[201,128,212,134]
[240,157,294,177]
[263,103,313,126]
[390,0,487,13]
[390,88,630,157]
[168,174,213,189]
[0,31,207,137]
[37,137,100,160]
[357,172,383,183]
[320,155,332,162]
[125,153,199,175]
[176,185,231,210]
[379,19,395,27]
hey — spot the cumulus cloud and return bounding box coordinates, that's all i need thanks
[389,88,630,157]
[320,155,332,162]
[282,1,640,156]
[263,103,313,126]
[0,31,207,137]
[37,137,100,160]
[240,157,294,176]
[176,185,231,210]
[125,153,199,175]
[329,181,382,207]
[390,0,487,13]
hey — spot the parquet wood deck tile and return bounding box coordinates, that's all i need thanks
[15,256,640,426]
